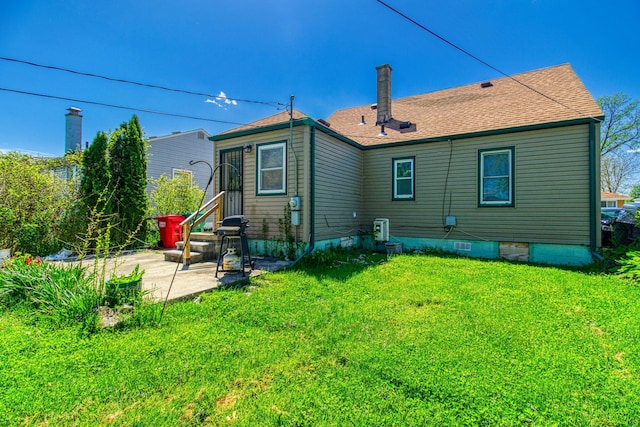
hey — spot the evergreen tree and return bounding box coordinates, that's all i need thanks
[79,131,111,215]
[108,115,149,247]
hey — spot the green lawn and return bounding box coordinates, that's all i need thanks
[1,253,639,426]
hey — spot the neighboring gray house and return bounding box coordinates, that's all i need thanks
[210,64,604,266]
[147,129,214,201]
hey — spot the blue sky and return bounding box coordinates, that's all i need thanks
[1,0,638,157]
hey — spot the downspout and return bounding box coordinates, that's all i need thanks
[588,120,601,261]
[292,124,315,265]
[288,96,301,245]
[289,95,298,195]
[310,125,315,250]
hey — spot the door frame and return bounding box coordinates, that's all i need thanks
[219,147,244,218]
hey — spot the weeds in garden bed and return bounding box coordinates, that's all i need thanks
[0,254,158,332]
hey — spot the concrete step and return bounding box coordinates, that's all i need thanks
[176,240,218,260]
[188,232,221,242]
[164,249,203,264]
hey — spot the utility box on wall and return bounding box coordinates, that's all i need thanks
[373,218,389,242]
[289,196,301,226]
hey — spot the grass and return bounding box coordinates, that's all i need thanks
[1,252,640,426]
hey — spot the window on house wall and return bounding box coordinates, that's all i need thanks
[479,147,514,207]
[601,201,618,207]
[172,168,193,183]
[257,141,286,195]
[393,157,415,200]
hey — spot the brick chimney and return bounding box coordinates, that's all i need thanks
[65,107,82,152]
[376,64,392,124]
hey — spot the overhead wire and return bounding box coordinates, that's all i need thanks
[0,56,283,107]
[0,87,261,127]
[2,4,603,138]
[375,0,602,122]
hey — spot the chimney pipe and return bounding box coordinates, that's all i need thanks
[376,64,392,124]
[65,107,83,153]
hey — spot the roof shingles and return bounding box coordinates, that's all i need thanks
[218,64,603,147]
[327,63,603,146]
[219,109,309,135]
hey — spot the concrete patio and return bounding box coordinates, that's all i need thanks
[71,249,292,302]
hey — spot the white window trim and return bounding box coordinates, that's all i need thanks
[479,148,514,207]
[393,157,415,200]
[172,168,193,183]
[257,141,287,195]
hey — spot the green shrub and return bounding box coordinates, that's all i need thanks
[150,173,204,216]
[14,222,59,256]
[0,255,99,326]
[616,250,640,283]
[0,255,159,331]
[0,152,79,256]
[108,116,150,248]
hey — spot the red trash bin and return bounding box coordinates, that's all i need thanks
[156,215,185,248]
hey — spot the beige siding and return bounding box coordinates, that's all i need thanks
[362,124,593,245]
[314,132,363,241]
[214,127,310,242]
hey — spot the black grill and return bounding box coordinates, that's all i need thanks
[215,215,249,236]
[215,215,252,277]
[221,215,249,227]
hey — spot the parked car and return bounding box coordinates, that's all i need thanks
[601,208,623,247]
[602,205,640,246]
[622,202,640,216]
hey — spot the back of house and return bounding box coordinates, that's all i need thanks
[211,63,604,266]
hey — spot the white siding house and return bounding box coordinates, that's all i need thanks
[147,129,214,201]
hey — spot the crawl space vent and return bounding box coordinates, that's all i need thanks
[454,242,471,251]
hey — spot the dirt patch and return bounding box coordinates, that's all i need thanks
[97,305,133,328]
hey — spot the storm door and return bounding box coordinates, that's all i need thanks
[219,147,244,218]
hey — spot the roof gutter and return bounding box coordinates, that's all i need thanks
[361,117,606,150]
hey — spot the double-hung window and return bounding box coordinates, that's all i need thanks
[478,147,514,207]
[393,157,415,200]
[257,141,286,195]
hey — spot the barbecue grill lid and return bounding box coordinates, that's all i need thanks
[221,215,249,226]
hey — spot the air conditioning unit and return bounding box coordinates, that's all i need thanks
[373,218,389,242]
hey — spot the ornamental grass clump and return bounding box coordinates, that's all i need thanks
[0,254,99,326]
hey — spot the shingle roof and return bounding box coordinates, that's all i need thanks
[601,191,629,200]
[327,63,603,146]
[219,109,310,134]
[217,64,603,146]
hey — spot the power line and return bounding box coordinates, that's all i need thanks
[0,87,257,127]
[375,0,602,122]
[0,56,284,107]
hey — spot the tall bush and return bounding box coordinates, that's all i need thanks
[150,173,205,216]
[79,131,111,215]
[0,152,77,255]
[108,116,149,247]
